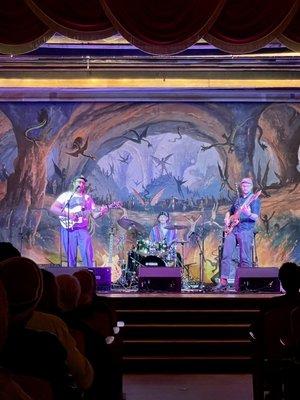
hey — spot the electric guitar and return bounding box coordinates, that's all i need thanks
[101,225,122,283]
[59,200,122,229]
[224,190,261,237]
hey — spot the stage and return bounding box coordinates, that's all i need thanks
[98,288,282,374]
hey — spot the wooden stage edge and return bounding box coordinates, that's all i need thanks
[98,289,282,299]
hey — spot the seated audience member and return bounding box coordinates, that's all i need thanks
[27,270,94,391]
[57,273,123,400]
[0,242,21,262]
[36,269,61,315]
[73,269,118,337]
[74,270,124,400]
[0,257,82,400]
[251,262,300,400]
[0,280,34,400]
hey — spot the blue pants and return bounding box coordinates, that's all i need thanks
[220,230,254,280]
[61,227,94,267]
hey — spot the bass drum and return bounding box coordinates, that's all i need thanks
[141,255,165,267]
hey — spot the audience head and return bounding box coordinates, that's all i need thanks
[56,274,81,312]
[278,262,300,295]
[73,269,96,306]
[0,257,43,327]
[0,242,21,262]
[37,269,60,313]
[0,280,8,350]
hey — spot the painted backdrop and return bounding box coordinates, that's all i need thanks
[0,102,299,283]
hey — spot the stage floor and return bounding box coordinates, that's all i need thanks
[99,287,282,299]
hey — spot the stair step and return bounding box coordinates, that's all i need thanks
[124,355,252,361]
[125,323,250,328]
[123,339,252,357]
[119,310,259,324]
[125,339,250,344]
[118,309,260,313]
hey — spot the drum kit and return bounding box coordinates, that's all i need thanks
[116,216,189,288]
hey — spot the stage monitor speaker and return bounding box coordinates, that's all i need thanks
[138,267,181,292]
[88,267,111,292]
[235,267,280,293]
[39,265,111,291]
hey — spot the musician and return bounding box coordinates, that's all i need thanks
[216,177,261,290]
[149,211,177,246]
[50,175,107,267]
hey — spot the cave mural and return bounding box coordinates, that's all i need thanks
[0,102,299,284]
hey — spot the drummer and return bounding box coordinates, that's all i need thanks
[149,211,177,246]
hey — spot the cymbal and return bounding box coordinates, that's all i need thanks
[165,224,188,230]
[117,217,145,233]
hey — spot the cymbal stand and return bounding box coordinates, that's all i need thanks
[124,252,140,289]
[252,232,259,267]
[195,232,206,292]
[177,241,191,289]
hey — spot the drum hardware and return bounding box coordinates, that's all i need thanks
[174,239,192,289]
[165,224,188,230]
[193,230,207,291]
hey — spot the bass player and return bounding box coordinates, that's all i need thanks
[215,177,261,291]
[50,175,118,268]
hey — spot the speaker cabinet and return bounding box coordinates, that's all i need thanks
[88,267,111,292]
[138,267,181,292]
[235,267,280,293]
[39,265,111,291]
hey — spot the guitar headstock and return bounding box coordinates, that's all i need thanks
[253,190,262,199]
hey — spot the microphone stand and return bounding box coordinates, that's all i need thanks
[60,186,78,267]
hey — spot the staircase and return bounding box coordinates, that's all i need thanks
[103,293,274,373]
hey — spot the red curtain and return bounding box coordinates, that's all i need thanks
[205,0,298,53]
[0,0,299,55]
[99,0,225,54]
[280,6,300,51]
[0,1,51,54]
[25,0,115,40]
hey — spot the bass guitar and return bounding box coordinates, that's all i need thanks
[224,190,261,237]
[59,200,122,229]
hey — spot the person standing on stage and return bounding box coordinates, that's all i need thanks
[149,211,177,246]
[216,177,261,290]
[50,175,106,268]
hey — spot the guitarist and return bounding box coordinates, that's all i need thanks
[50,175,109,268]
[215,177,261,291]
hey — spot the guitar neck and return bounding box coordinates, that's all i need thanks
[235,191,260,216]
[108,229,114,264]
